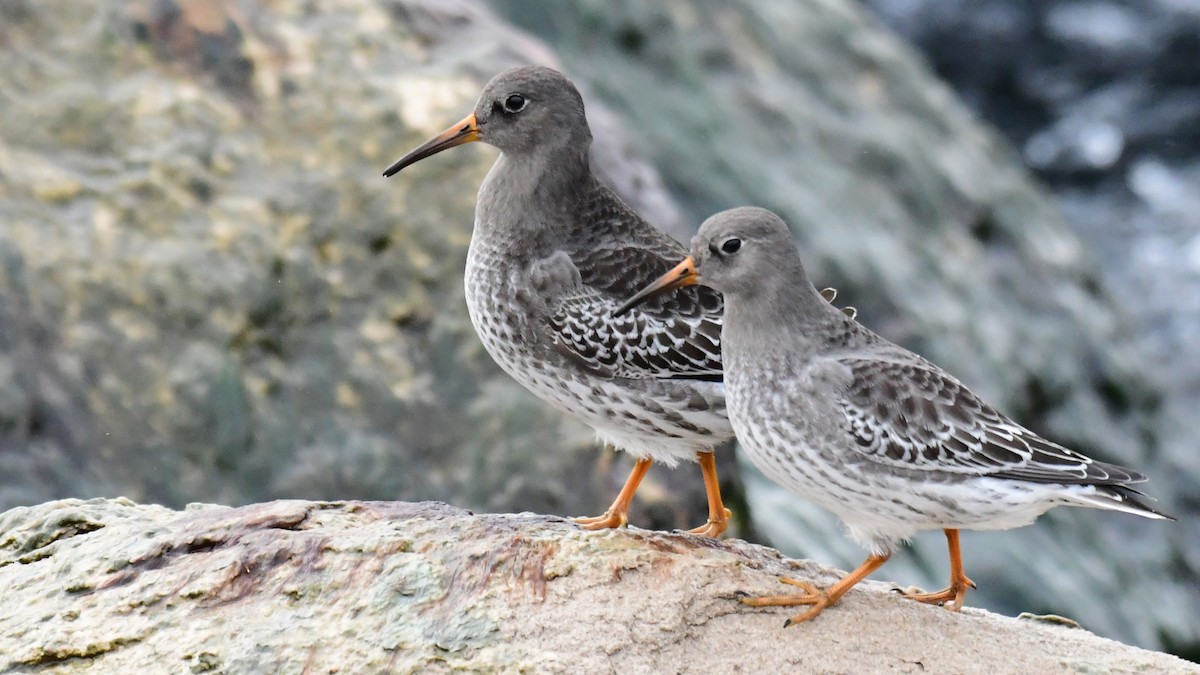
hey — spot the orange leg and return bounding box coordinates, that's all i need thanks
[686,450,732,538]
[740,553,891,626]
[901,529,976,610]
[574,457,652,530]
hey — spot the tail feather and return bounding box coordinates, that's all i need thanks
[1070,485,1175,521]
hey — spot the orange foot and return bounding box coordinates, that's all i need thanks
[573,457,651,531]
[739,576,835,625]
[900,577,975,610]
[685,450,731,538]
[686,507,732,538]
[736,553,891,626]
[899,529,975,610]
[572,510,628,531]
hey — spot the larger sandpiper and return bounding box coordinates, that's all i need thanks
[618,206,1171,622]
[384,66,741,534]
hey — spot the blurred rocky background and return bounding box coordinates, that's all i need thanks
[0,0,1194,660]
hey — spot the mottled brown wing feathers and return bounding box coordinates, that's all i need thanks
[546,245,724,381]
[531,183,726,380]
[836,358,1146,486]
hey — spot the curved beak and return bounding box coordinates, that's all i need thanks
[613,257,699,317]
[383,113,480,177]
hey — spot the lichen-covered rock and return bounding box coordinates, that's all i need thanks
[1,499,1194,673]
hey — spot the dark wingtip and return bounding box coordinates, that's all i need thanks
[1110,485,1177,521]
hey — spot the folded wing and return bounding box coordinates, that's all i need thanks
[835,358,1146,486]
[543,244,725,381]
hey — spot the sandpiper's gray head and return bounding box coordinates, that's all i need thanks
[383,65,591,177]
[686,207,807,297]
[615,207,810,315]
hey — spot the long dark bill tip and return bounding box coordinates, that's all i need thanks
[612,256,699,317]
[382,113,480,178]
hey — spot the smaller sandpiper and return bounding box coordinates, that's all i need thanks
[617,206,1172,625]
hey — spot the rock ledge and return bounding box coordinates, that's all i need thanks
[0,499,1192,673]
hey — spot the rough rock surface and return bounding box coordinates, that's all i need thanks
[1,499,1194,674]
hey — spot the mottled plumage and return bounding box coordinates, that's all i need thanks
[384,66,737,533]
[466,173,731,460]
[618,206,1171,623]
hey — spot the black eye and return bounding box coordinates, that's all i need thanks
[719,237,742,255]
[503,94,527,113]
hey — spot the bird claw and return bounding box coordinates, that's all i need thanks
[777,576,820,595]
[685,507,732,538]
[685,521,724,538]
[781,603,829,627]
[735,577,832,626]
[898,581,973,611]
[572,510,628,530]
